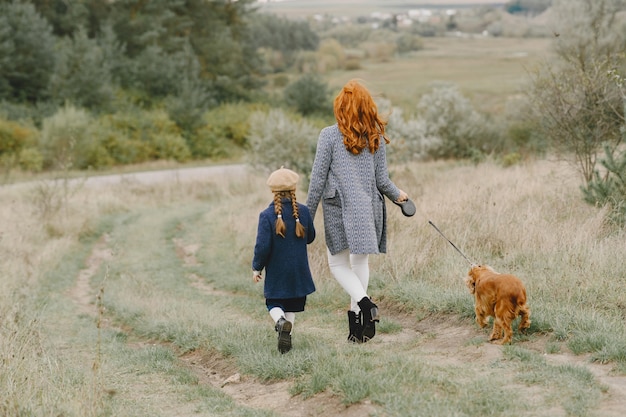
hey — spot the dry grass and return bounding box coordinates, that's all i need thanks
[1,158,625,416]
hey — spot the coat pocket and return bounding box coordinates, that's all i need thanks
[323,189,341,207]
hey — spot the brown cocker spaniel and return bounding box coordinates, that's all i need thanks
[464,265,531,344]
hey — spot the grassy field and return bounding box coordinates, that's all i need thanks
[324,36,553,113]
[2,157,626,416]
[0,10,619,414]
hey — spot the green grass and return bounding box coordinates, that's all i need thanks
[326,36,553,113]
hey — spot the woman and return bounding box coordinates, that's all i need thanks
[306,79,409,343]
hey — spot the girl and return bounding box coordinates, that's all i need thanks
[252,167,316,353]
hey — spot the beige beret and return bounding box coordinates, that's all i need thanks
[266,167,299,191]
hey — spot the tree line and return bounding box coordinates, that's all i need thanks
[1,0,626,225]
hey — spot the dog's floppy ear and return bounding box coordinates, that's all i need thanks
[463,274,476,294]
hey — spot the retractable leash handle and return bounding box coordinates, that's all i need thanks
[428,220,476,267]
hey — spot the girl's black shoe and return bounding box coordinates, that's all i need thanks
[358,297,379,342]
[275,317,292,354]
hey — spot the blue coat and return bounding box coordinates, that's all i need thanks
[306,124,401,255]
[252,199,316,299]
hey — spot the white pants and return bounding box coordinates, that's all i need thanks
[327,248,370,312]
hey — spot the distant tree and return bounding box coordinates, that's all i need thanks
[527,0,626,184]
[246,13,319,58]
[124,44,183,99]
[165,43,217,134]
[48,27,114,110]
[22,0,89,37]
[505,0,553,16]
[97,24,129,86]
[0,1,55,102]
[108,0,263,102]
[283,74,331,117]
[322,25,374,49]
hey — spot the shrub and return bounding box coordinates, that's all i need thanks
[18,147,44,172]
[247,109,318,185]
[0,118,38,158]
[582,145,626,226]
[0,118,39,176]
[294,50,320,74]
[344,58,362,71]
[283,74,331,117]
[383,101,437,163]
[317,38,346,72]
[100,109,189,164]
[151,133,191,162]
[360,41,396,62]
[189,102,266,159]
[396,33,424,54]
[39,104,92,170]
[417,83,489,159]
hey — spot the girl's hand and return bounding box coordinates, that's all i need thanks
[253,271,263,283]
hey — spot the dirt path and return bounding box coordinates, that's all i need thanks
[67,235,626,417]
[2,164,248,191]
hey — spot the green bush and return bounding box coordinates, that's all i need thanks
[35,106,195,169]
[0,119,37,176]
[582,145,626,226]
[17,147,43,172]
[317,39,346,72]
[96,108,189,165]
[247,109,318,185]
[0,118,38,157]
[283,74,331,117]
[396,32,424,54]
[152,133,191,162]
[417,83,490,160]
[39,104,92,170]
[189,102,266,159]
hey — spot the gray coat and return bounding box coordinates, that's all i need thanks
[306,124,401,255]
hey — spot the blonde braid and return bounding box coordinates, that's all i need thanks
[273,192,286,238]
[290,190,305,239]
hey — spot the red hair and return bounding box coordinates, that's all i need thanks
[333,79,389,154]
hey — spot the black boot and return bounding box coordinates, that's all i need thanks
[358,297,379,342]
[275,317,292,354]
[347,310,363,343]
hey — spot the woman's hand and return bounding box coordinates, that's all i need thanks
[395,189,409,203]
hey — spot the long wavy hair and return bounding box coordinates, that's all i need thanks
[333,79,389,154]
